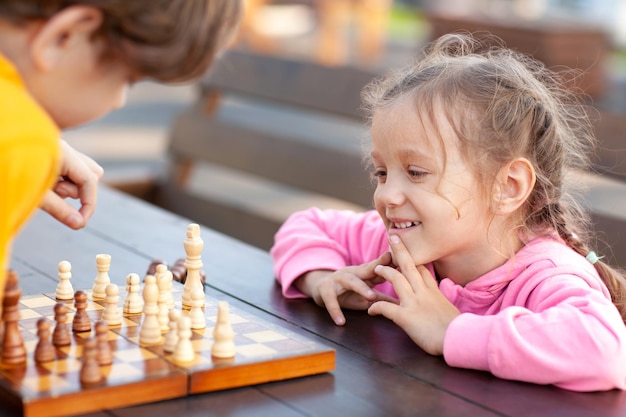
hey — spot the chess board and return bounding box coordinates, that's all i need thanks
[0,286,335,417]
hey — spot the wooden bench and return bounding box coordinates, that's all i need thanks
[144,49,379,250]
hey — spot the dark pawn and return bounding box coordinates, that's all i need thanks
[52,303,71,347]
[95,321,112,366]
[34,318,55,363]
[2,270,26,365]
[72,290,91,333]
[80,337,102,385]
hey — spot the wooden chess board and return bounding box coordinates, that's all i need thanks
[0,287,335,417]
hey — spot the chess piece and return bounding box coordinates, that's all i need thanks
[156,268,170,333]
[102,284,122,326]
[171,258,206,285]
[55,260,74,300]
[34,318,56,363]
[2,271,26,365]
[123,273,142,315]
[211,301,235,359]
[170,258,186,283]
[173,315,194,364]
[80,337,102,385]
[95,321,112,366]
[163,308,181,353]
[92,253,111,300]
[182,224,204,308]
[188,287,206,330]
[156,264,175,310]
[72,290,91,333]
[146,259,167,277]
[52,302,71,347]
[139,275,162,346]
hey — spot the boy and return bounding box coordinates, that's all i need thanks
[0,0,242,303]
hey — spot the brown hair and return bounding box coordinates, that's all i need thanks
[362,32,626,321]
[0,0,242,82]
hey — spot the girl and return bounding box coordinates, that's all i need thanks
[271,33,626,391]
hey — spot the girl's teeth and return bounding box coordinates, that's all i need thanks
[394,222,414,229]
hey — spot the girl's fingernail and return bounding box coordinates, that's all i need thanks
[389,235,400,244]
[375,265,383,273]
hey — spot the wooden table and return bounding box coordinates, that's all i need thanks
[6,186,626,417]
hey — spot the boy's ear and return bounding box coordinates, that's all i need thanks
[493,157,536,215]
[30,5,103,71]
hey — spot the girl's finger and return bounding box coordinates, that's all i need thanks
[318,285,346,326]
[388,235,425,291]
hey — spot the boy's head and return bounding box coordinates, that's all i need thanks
[0,0,242,128]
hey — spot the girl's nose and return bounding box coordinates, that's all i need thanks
[374,177,405,207]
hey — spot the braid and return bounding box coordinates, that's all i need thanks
[550,204,626,323]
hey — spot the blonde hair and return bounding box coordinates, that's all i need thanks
[362,33,626,321]
[0,0,242,82]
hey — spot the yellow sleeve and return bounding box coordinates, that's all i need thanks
[0,80,61,299]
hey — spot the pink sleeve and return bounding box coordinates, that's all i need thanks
[444,278,626,391]
[270,208,388,298]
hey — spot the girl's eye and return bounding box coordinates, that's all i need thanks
[408,169,429,179]
[371,169,387,182]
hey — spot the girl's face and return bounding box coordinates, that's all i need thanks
[371,98,505,284]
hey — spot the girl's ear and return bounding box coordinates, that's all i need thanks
[30,5,103,71]
[494,158,536,215]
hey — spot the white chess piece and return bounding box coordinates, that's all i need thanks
[163,309,181,353]
[92,254,111,300]
[211,301,235,358]
[157,270,171,333]
[139,275,162,346]
[55,260,74,301]
[155,264,175,310]
[182,224,204,308]
[102,284,122,326]
[123,273,142,314]
[173,315,194,364]
[188,287,206,330]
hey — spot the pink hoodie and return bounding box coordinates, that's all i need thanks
[271,207,626,391]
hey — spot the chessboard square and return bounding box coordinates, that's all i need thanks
[18,308,45,321]
[21,297,57,309]
[192,338,213,352]
[207,313,247,325]
[22,373,70,393]
[41,357,81,373]
[245,330,289,343]
[107,362,144,380]
[114,347,158,362]
[236,343,277,358]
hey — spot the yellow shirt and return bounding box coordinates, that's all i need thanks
[0,54,61,298]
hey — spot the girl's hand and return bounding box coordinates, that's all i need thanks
[296,252,398,326]
[368,235,460,355]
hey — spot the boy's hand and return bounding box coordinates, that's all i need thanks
[368,235,460,356]
[295,252,398,326]
[40,140,103,229]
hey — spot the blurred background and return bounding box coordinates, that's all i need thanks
[61,0,626,265]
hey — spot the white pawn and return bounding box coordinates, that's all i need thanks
[92,254,111,300]
[102,284,122,326]
[139,275,162,346]
[155,264,175,310]
[163,309,181,353]
[55,260,74,301]
[157,270,171,333]
[123,273,142,315]
[173,315,194,364]
[182,224,204,309]
[211,301,235,358]
[188,287,206,330]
